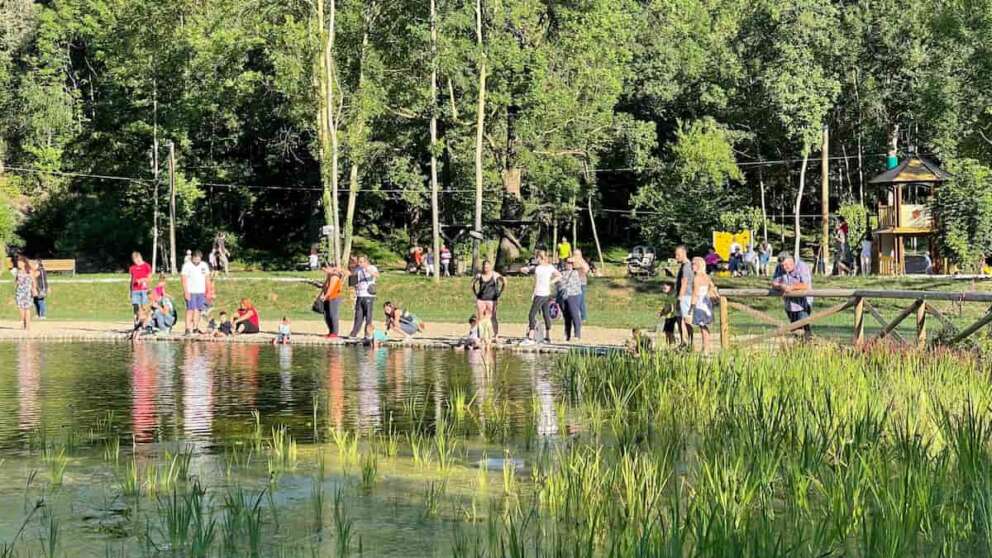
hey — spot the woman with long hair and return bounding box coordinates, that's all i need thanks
[232,298,261,334]
[689,256,718,352]
[13,256,36,330]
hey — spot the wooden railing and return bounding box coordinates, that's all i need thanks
[717,288,992,350]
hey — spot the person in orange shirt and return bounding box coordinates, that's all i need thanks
[319,263,348,338]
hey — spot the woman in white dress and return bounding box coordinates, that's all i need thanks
[690,256,717,353]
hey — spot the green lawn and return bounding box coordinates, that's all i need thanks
[3,270,990,341]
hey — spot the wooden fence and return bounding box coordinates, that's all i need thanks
[717,288,992,349]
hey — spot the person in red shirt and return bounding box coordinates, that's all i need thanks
[128,251,152,320]
[232,298,260,334]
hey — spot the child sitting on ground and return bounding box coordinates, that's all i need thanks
[460,315,480,349]
[274,316,291,345]
[212,311,233,337]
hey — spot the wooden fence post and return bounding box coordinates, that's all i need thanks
[916,301,927,349]
[719,296,730,350]
[853,296,865,346]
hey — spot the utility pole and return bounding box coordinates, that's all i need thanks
[821,125,830,275]
[168,141,178,275]
[151,91,160,274]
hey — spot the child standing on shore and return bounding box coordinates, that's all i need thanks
[274,317,292,344]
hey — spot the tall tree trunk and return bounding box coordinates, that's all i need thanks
[759,167,768,241]
[794,148,810,259]
[820,126,830,274]
[471,0,486,274]
[342,16,373,267]
[324,0,341,265]
[429,0,441,282]
[315,0,333,263]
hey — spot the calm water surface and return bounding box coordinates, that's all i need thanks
[0,341,561,448]
[0,341,565,557]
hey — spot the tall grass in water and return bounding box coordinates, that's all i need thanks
[496,345,992,556]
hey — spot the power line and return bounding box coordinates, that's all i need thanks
[3,165,148,183]
[590,153,889,173]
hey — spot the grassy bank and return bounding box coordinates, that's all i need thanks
[2,270,990,339]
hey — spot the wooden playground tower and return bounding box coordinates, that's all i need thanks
[868,152,951,275]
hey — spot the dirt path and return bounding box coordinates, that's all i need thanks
[0,319,632,351]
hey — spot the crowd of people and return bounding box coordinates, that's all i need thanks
[10,232,824,352]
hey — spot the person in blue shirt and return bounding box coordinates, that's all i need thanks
[772,253,813,340]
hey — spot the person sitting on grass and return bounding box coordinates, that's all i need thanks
[383,301,425,339]
[232,298,261,334]
[274,316,291,345]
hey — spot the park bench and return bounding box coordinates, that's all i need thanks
[3,258,76,275]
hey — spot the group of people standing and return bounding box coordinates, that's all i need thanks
[660,245,813,352]
[10,256,49,330]
[519,248,591,344]
[407,245,453,277]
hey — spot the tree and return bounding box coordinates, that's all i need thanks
[932,159,992,273]
[760,0,841,259]
[634,118,743,252]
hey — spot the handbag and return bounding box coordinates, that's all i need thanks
[311,295,325,314]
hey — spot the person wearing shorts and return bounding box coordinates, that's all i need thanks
[673,245,694,346]
[129,251,152,321]
[472,260,505,335]
[181,250,212,334]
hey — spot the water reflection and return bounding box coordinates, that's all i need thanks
[131,343,158,443]
[17,342,41,432]
[0,342,564,450]
[182,344,214,442]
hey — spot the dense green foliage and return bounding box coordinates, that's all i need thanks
[1,0,991,268]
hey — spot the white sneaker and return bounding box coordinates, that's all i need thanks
[519,338,537,346]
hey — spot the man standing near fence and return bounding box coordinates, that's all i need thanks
[772,253,813,341]
[348,255,379,340]
[674,245,694,346]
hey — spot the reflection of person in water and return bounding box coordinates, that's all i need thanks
[182,343,214,443]
[278,345,293,406]
[327,350,345,431]
[356,347,381,432]
[17,342,41,432]
[131,343,159,443]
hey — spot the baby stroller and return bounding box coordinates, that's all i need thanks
[625,246,657,278]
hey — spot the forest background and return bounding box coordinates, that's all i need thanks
[0,0,991,271]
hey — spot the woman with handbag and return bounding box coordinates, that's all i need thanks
[319,263,347,338]
[689,256,719,353]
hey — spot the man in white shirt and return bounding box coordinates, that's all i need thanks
[348,255,380,338]
[181,250,212,335]
[523,250,560,343]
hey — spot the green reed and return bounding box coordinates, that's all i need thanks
[359,451,378,493]
[41,445,68,488]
